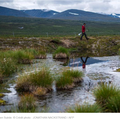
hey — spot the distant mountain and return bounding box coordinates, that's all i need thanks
[52,9,120,22]
[0,6,29,17]
[110,13,120,18]
[21,9,59,18]
[0,6,120,22]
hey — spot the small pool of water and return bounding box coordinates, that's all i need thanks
[68,57,107,67]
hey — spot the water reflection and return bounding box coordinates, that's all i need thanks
[68,57,106,67]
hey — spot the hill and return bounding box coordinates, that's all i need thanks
[21,9,59,18]
[0,6,120,22]
[0,6,29,17]
[0,16,120,37]
[52,9,120,22]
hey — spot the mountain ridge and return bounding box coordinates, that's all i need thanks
[0,6,120,22]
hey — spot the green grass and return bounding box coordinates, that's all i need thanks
[16,68,53,93]
[56,69,83,89]
[12,49,34,63]
[53,46,70,58]
[1,16,120,37]
[64,69,84,79]
[18,94,36,112]
[0,58,17,76]
[66,104,103,113]
[106,94,120,112]
[0,99,6,105]
[29,69,53,88]
[118,48,120,55]
[56,75,73,89]
[94,84,120,110]
[24,48,46,57]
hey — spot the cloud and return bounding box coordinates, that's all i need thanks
[0,0,120,14]
[0,0,13,3]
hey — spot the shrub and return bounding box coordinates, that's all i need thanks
[94,84,120,109]
[53,46,69,59]
[18,94,36,112]
[66,104,103,113]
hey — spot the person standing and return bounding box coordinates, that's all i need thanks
[80,23,89,40]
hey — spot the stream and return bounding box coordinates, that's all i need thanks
[0,55,120,113]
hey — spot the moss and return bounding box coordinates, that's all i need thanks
[0,93,4,98]
[0,99,6,105]
[116,68,120,72]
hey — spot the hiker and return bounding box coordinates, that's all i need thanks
[80,23,89,40]
[80,57,89,69]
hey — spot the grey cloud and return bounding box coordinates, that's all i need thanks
[87,1,112,13]
[0,0,13,3]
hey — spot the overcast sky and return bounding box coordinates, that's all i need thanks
[0,0,120,14]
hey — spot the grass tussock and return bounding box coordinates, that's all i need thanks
[32,87,47,96]
[11,49,34,64]
[66,104,103,113]
[53,46,70,59]
[56,74,74,90]
[25,48,46,59]
[18,94,36,112]
[106,94,120,112]
[0,48,47,79]
[56,69,83,90]
[63,69,84,83]
[16,68,53,95]
[0,58,17,76]
[94,84,120,110]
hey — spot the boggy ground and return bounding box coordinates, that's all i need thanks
[0,35,120,57]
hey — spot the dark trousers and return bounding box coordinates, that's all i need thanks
[80,32,88,40]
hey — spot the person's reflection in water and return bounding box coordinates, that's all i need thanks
[80,57,89,69]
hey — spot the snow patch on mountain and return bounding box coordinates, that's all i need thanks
[69,12,79,16]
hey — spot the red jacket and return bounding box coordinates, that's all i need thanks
[82,25,85,33]
[82,63,86,69]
